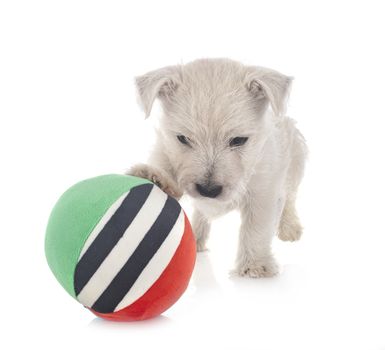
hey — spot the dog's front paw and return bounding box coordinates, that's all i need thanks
[236,256,279,278]
[127,164,183,199]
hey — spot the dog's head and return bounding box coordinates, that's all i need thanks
[135,58,292,203]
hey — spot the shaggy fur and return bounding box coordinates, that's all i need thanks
[127,58,307,278]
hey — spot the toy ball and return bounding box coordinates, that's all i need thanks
[45,174,196,321]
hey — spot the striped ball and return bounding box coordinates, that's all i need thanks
[45,174,196,321]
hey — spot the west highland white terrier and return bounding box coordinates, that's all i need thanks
[128,58,307,278]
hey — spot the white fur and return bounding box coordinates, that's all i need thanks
[128,58,307,278]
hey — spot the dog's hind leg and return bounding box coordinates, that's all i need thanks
[278,193,303,241]
[192,209,211,252]
[278,124,307,242]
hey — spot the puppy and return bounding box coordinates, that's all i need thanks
[128,58,307,278]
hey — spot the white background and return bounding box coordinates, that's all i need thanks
[1,1,384,349]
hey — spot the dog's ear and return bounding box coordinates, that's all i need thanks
[135,66,181,118]
[245,67,293,117]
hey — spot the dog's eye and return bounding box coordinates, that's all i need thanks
[177,135,190,146]
[229,137,248,147]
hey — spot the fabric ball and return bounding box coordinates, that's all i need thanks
[45,174,196,321]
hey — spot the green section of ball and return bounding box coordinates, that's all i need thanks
[45,174,151,298]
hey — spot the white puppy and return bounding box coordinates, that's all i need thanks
[128,58,307,278]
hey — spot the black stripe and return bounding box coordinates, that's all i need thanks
[74,183,154,296]
[91,196,181,313]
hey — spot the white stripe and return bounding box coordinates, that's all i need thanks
[78,191,129,260]
[114,210,185,312]
[77,185,167,308]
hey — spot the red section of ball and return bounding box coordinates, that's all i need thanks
[89,212,196,321]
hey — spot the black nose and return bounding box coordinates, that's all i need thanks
[195,183,223,198]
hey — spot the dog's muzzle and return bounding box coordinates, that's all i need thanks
[195,183,223,198]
